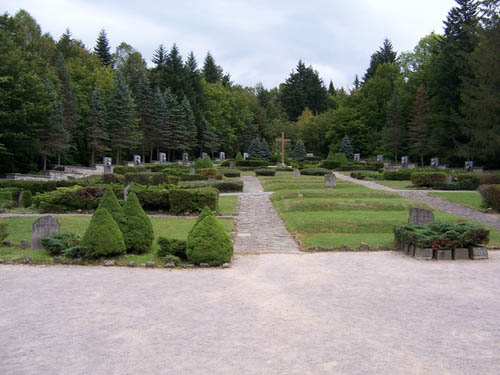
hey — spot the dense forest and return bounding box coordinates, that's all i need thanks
[0,0,498,175]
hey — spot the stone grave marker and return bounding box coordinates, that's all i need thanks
[133,155,141,166]
[16,191,24,208]
[219,152,226,161]
[377,154,384,163]
[353,153,360,162]
[230,161,236,168]
[408,207,434,226]
[31,216,60,250]
[431,157,439,168]
[401,156,409,169]
[159,153,167,163]
[470,247,488,260]
[465,161,474,172]
[325,173,336,189]
[243,152,249,160]
[103,157,112,174]
[201,152,208,159]
[293,168,301,177]
[182,152,189,166]
[189,168,196,175]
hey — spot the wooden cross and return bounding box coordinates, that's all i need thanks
[275,132,290,165]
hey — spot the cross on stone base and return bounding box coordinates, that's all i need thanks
[275,132,290,166]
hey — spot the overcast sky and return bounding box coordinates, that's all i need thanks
[3,0,456,89]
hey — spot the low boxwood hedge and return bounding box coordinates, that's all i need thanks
[411,172,448,187]
[479,184,500,211]
[212,181,243,192]
[478,173,500,185]
[235,159,268,168]
[41,231,80,256]
[124,172,172,186]
[169,188,218,215]
[300,168,332,176]
[220,169,240,178]
[157,237,187,259]
[383,169,413,180]
[255,169,276,176]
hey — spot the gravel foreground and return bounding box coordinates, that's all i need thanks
[1,252,499,375]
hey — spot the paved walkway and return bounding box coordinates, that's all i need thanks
[335,173,500,230]
[1,252,499,375]
[233,176,300,254]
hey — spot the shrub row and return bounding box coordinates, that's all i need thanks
[350,171,383,180]
[169,188,218,215]
[300,168,332,176]
[0,221,9,242]
[0,179,75,194]
[383,169,414,180]
[394,222,489,249]
[124,172,175,186]
[219,169,240,178]
[255,169,276,176]
[411,172,448,187]
[479,184,500,211]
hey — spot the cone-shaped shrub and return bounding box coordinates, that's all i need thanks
[81,208,126,258]
[98,186,124,228]
[122,192,154,253]
[186,215,233,266]
[188,205,215,236]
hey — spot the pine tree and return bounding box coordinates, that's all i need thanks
[185,51,204,117]
[94,29,112,67]
[135,71,155,161]
[260,138,270,160]
[152,86,168,159]
[197,115,219,154]
[363,38,397,82]
[202,52,223,83]
[41,95,71,169]
[88,88,109,166]
[328,80,336,95]
[409,85,430,166]
[152,44,166,66]
[163,44,187,99]
[384,89,403,162]
[163,88,185,156]
[122,192,154,254]
[55,52,79,137]
[338,135,354,159]
[108,71,138,163]
[293,139,307,161]
[180,95,197,151]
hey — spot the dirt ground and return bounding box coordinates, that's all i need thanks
[1,251,499,375]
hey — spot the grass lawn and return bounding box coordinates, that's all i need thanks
[259,175,500,250]
[429,191,483,210]
[217,195,238,215]
[0,216,233,265]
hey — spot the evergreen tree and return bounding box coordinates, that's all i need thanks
[97,186,124,229]
[409,85,430,166]
[363,38,397,82]
[122,192,154,254]
[163,88,185,156]
[328,80,336,95]
[338,135,354,159]
[184,51,204,117]
[55,52,79,136]
[41,95,71,169]
[152,86,168,159]
[293,139,307,161]
[88,88,109,166]
[260,138,270,160]
[107,71,138,163]
[353,75,361,91]
[384,89,403,162]
[152,44,166,66]
[180,95,197,151]
[202,51,223,83]
[81,207,126,258]
[135,71,155,161]
[248,138,260,158]
[93,29,113,67]
[197,115,219,154]
[163,44,187,99]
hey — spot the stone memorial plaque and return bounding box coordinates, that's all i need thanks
[465,161,474,172]
[133,155,141,166]
[103,157,112,174]
[201,152,208,159]
[219,152,226,161]
[435,249,452,260]
[243,152,249,160]
[408,207,434,226]
[353,153,360,162]
[415,248,433,260]
[31,216,60,250]
[470,247,488,260]
[377,154,384,163]
[182,152,189,166]
[325,173,336,189]
[293,168,301,177]
[431,157,439,168]
[453,248,469,260]
[401,156,409,169]
[230,161,236,168]
[159,153,167,163]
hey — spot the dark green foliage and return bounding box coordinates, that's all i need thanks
[88,88,109,165]
[293,139,307,161]
[0,222,9,242]
[124,173,170,186]
[235,159,267,168]
[186,215,233,265]
[260,138,270,160]
[338,136,354,159]
[122,192,154,254]
[169,188,218,215]
[255,169,276,176]
[212,181,243,192]
[157,237,187,259]
[235,152,243,161]
[202,52,223,83]
[112,166,146,175]
[34,186,104,212]
[132,187,170,211]
[363,38,397,82]
[41,231,80,256]
[81,208,126,258]
[455,174,480,190]
[163,254,182,265]
[193,156,213,169]
[300,168,332,176]
[0,180,81,194]
[411,172,448,187]
[94,29,112,67]
[102,174,124,184]
[62,246,87,259]
[383,170,413,180]
[321,153,348,169]
[198,168,220,179]
[220,169,240,178]
[394,222,489,250]
[98,186,124,226]
[190,206,216,235]
[21,190,32,207]
[479,184,500,211]
[477,173,500,185]
[350,171,383,180]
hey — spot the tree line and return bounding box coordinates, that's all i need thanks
[0,0,498,176]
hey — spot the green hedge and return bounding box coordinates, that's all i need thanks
[220,169,240,178]
[112,166,146,175]
[478,173,500,185]
[300,168,332,176]
[455,174,480,190]
[383,170,413,180]
[479,184,500,211]
[255,169,276,176]
[212,181,244,192]
[411,172,448,187]
[124,172,172,186]
[102,174,125,184]
[169,188,218,215]
[0,222,9,242]
[157,237,187,259]
[350,171,383,180]
[235,159,268,167]
[33,185,106,212]
[193,156,213,169]
[0,180,73,194]
[394,222,489,249]
[41,231,80,256]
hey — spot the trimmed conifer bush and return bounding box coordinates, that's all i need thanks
[189,206,215,236]
[186,215,233,266]
[300,168,331,176]
[255,169,276,176]
[0,221,9,242]
[80,208,126,258]
[157,238,187,259]
[98,186,124,226]
[41,231,80,256]
[21,190,32,207]
[479,184,500,211]
[121,192,154,254]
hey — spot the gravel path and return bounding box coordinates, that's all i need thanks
[233,176,300,254]
[1,252,499,375]
[335,173,500,230]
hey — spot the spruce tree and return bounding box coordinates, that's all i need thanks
[153,86,168,159]
[293,139,307,161]
[180,95,197,151]
[41,96,71,169]
[122,192,154,254]
[202,52,223,83]
[260,138,270,160]
[197,115,219,154]
[185,51,204,117]
[81,207,126,258]
[55,52,78,136]
[384,89,403,162]
[135,71,155,161]
[163,44,187,99]
[108,71,138,163]
[88,88,109,166]
[409,85,430,166]
[98,186,124,228]
[363,38,397,82]
[163,88,185,156]
[248,138,259,158]
[338,135,354,159]
[94,29,113,67]
[328,80,335,95]
[152,44,166,67]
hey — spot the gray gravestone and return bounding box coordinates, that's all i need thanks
[159,153,166,163]
[401,156,409,169]
[220,152,226,161]
[103,157,112,174]
[230,161,236,168]
[133,155,141,166]
[17,191,24,208]
[446,174,453,183]
[453,248,469,260]
[377,154,384,163]
[465,161,474,172]
[408,207,434,226]
[470,247,488,260]
[431,157,439,168]
[31,216,60,250]
[201,152,208,159]
[325,173,336,189]
[353,153,360,162]
[189,168,196,175]
[243,152,249,160]
[415,248,433,260]
[293,168,301,177]
[182,152,189,166]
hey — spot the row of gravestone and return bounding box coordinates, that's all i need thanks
[291,169,337,189]
[354,154,476,171]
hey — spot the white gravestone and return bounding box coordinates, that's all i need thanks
[103,157,112,174]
